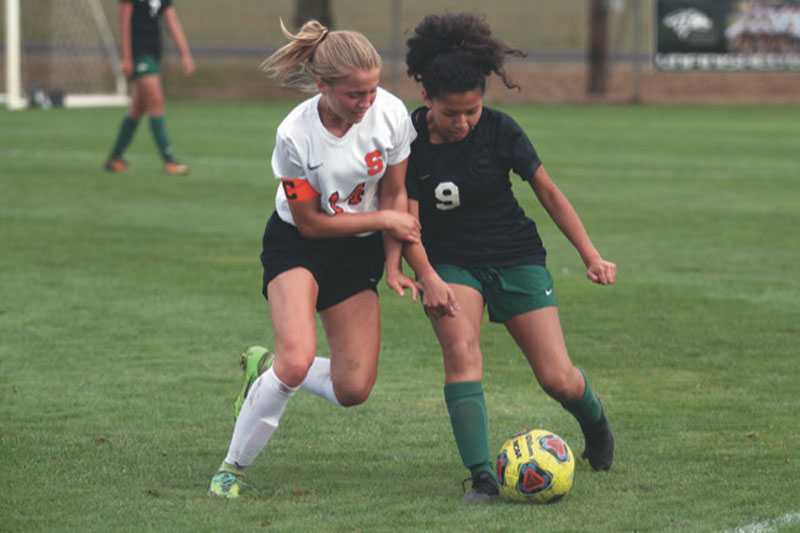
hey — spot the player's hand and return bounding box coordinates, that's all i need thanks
[181,55,196,75]
[383,210,421,243]
[586,257,617,285]
[121,58,133,78]
[419,273,459,318]
[386,269,420,300]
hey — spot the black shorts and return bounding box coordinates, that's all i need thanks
[260,212,384,311]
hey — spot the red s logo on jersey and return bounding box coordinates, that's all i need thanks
[365,150,384,176]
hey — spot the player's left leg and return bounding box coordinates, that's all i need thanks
[138,74,189,175]
[320,289,381,407]
[505,307,614,470]
[209,268,317,498]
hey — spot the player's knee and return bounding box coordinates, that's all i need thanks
[273,347,315,386]
[275,360,311,388]
[440,336,479,361]
[539,368,581,402]
[337,391,369,407]
[335,381,374,407]
[441,338,482,380]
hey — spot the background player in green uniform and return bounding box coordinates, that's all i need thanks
[105,0,194,175]
[391,12,618,502]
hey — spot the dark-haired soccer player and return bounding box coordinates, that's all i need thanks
[105,0,194,175]
[392,12,617,502]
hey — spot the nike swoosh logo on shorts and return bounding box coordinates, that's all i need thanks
[545,288,553,296]
[307,162,323,170]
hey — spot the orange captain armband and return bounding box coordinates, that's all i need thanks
[281,178,320,202]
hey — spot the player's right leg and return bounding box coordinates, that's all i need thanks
[320,289,381,407]
[429,281,498,503]
[104,82,145,172]
[137,73,190,175]
[292,228,386,407]
[209,268,318,498]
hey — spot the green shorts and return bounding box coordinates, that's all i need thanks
[434,263,558,323]
[131,55,160,79]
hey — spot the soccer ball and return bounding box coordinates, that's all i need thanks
[496,429,575,503]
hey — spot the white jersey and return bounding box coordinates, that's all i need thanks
[272,87,416,228]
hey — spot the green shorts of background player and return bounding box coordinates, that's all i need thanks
[387,13,618,503]
[104,0,195,176]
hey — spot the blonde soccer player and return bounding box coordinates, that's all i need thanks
[208,20,421,498]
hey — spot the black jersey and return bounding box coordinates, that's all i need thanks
[121,0,172,59]
[406,106,547,267]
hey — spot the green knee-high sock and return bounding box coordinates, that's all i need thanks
[149,115,175,162]
[110,116,139,159]
[560,368,605,428]
[444,381,494,478]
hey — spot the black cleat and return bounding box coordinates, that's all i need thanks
[581,414,615,470]
[462,470,500,503]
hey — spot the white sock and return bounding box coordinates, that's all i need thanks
[223,368,297,468]
[300,356,342,406]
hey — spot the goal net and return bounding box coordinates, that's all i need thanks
[2,0,128,109]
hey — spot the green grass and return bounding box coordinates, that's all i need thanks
[1,101,799,532]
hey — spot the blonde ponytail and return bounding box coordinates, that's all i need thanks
[261,19,381,93]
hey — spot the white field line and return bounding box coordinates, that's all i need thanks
[726,511,800,533]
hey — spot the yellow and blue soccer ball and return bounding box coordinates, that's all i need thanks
[496,429,575,503]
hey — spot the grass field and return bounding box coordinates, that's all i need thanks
[1,101,799,532]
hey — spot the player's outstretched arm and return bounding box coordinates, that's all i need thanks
[528,165,617,285]
[163,7,195,75]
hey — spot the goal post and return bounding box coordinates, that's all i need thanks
[3,0,23,109]
[2,0,128,110]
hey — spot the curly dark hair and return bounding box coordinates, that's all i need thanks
[405,13,525,98]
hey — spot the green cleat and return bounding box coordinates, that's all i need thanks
[208,467,244,499]
[232,345,273,421]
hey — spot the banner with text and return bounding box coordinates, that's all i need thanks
[655,0,800,70]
